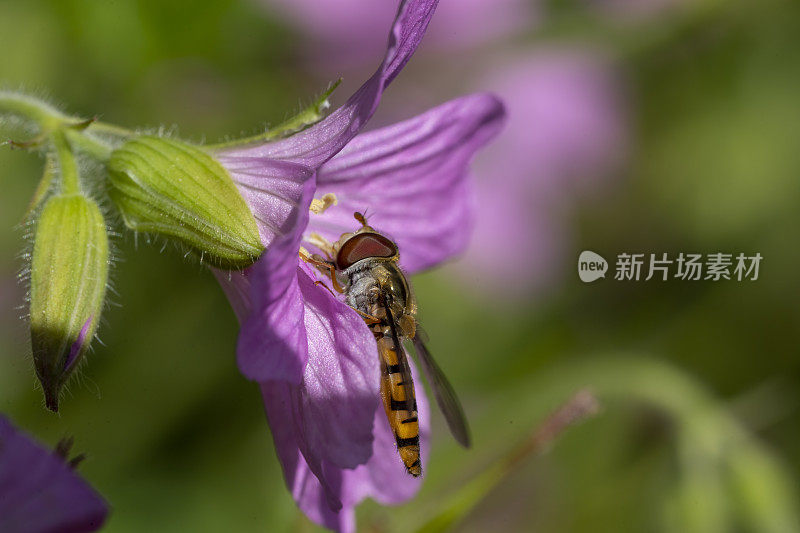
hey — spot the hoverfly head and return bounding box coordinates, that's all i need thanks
[332,212,398,269]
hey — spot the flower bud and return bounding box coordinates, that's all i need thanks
[30,194,109,412]
[108,136,263,268]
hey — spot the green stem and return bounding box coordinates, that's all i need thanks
[0,92,71,130]
[0,92,113,161]
[51,130,81,195]
[87,120,136,138]
[65,129,112,162]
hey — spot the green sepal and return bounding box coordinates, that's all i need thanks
[108,136,263,268]
[22,154,57,221]
[30,194,109,412]
[205,79,342,150]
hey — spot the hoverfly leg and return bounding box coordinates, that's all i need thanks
[299,250,346,293]
[354,308,382,325]
[313,280,336,297]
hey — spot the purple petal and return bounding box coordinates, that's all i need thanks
[308,93,506,273]
[0,416,107,533]
[211,269,252,324]
[223,0,439,169]
[294,264,380,470]
[258,267,380,513]
[64,315,93,372]
[262,360,430,533]
[236,177,317,384]
[219,158,315,248]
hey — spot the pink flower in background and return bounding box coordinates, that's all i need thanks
[459,51,627,297]
[265,0,536,67]
[476,52,625,198]
[0,415,108,533]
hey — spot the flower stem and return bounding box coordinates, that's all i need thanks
[0,92,114,163]
[86,121,135,139]
[51,130,80,195]
[0,92,70,130]
[65,129,112,162]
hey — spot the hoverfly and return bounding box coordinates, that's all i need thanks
[301,212,470,476]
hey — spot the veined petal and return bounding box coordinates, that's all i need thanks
[219,159,315,248]
[308,93,506,273]
[259,266,380,514]
[222,0,440,169]
[261,361,430,533]
[0,416,107,533]
[236,178,316,384]
[295,263,380,471]
[212,269,252,324]
[261,381,344,514]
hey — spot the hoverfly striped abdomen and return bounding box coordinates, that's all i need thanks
[375,332,421,476]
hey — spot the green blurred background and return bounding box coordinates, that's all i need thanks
[1,0,799,531]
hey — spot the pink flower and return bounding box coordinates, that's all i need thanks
[211,1,506,530]
[458,51,627,297]
[0,415,108,533]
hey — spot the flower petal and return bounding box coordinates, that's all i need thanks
[0,415,107,533]
[308,93,506,273]
[235,177,316,383]
[258,266,380,514]
[211,269,252,324]
[222,0,440,169]
[295,264,380,470]
[261,360,430,533]
[218,158,315,248]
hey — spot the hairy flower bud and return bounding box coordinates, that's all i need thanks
[108,136,263,268]
[30,194,109,412]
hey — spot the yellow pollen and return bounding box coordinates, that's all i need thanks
[309,193,338,215]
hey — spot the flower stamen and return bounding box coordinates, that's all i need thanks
[304,232,336,257]
[309,193,338,214]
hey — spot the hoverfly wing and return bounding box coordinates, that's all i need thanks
[380,294,417,415]
[411,330,471,448]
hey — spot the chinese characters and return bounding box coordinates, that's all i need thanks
[613,253,762,281]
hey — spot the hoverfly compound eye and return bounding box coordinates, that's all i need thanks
[336,233,398,269]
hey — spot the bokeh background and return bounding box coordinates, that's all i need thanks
[2,0,800,531]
